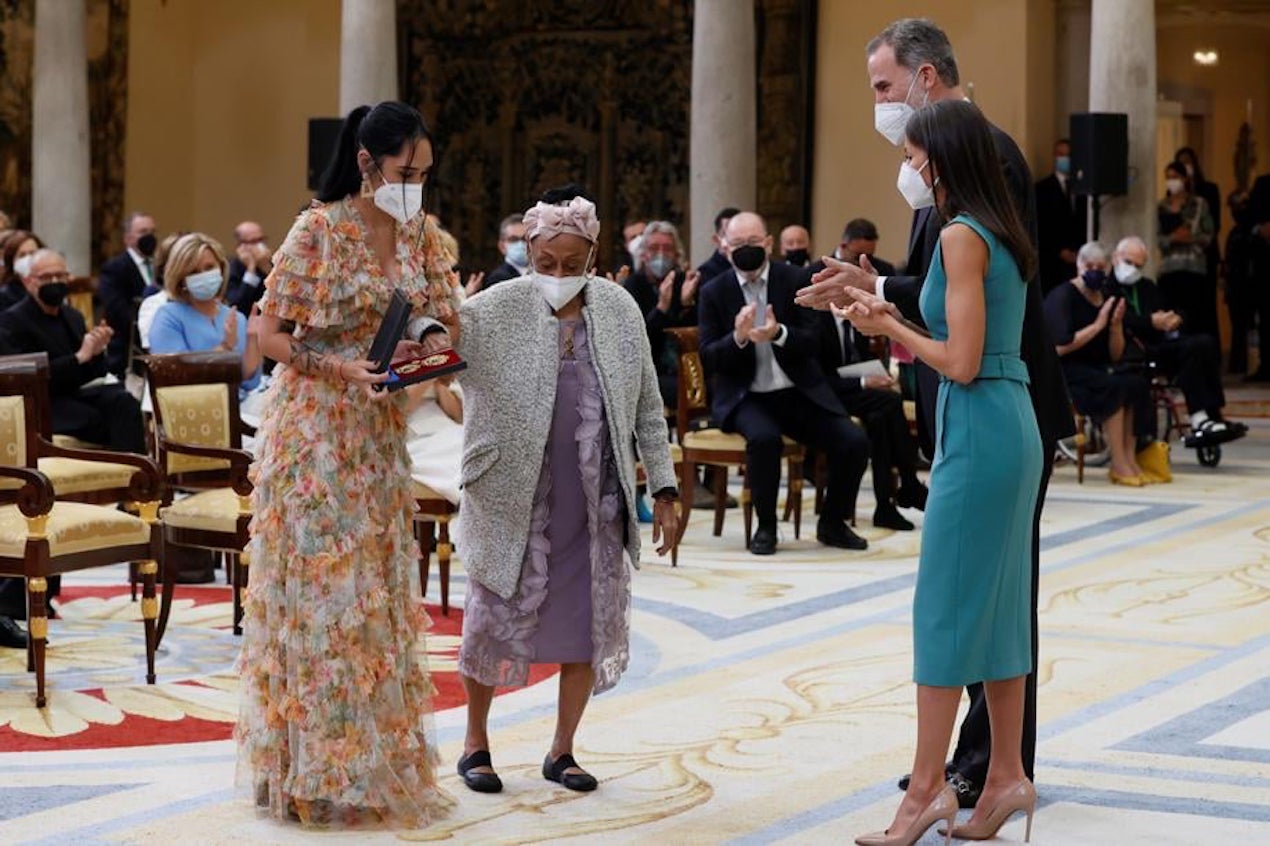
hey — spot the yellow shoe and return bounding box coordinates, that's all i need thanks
[1108,471,1146,487]
[1136,441,1173,483]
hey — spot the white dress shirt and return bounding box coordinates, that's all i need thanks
[733,264,794,393]
[127,247,154,288]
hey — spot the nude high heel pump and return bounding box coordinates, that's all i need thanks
[946,779,1036,842]
[855,784,958,846]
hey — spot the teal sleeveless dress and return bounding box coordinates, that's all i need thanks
[914,214,1042,686]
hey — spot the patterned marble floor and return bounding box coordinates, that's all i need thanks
[2,396,1268,844]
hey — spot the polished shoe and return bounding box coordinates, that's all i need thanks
[0,616,28,649]
[873,504,914,531]
[1184,418,1247,449]
[457,750,503,793]
[543,753,598,792]
[855,784,957,846]
[895,481,928,510]
[749,526,778,556]
[944,778,1036,842]
[817,520,868,551]
[1108,470,1146,487]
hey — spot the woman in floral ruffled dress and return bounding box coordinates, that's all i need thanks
[235,101,458,827]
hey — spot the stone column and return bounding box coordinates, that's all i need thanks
[339,0,398,114]
[690,0,756,265]
[1055,0,1091,133]
[32,0,91,275]
[1088,0,1156,251]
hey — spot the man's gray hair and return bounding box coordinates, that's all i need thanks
[640,220,684,260]
[866,18,960,87]
[1115,236,1147,256]
[122,211,151,234]
[1076,241,1107,267]
[498,212,523,240]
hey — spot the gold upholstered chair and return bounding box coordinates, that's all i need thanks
[143,352,252,640]
[663,327,804,549]
[0,360,165,708]
[414,482,456,616]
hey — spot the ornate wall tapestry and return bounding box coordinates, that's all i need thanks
[398,0,815,273]
[0,0,129,268]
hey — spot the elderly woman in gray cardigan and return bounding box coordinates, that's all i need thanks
[443,190,678,795]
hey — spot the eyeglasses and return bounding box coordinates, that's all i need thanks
[34,273,70,283]
[239,237,267,247]
[725,238,765,250]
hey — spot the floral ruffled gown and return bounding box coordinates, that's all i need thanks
[235,199,458,827]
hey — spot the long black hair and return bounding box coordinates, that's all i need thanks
[904,99,1036,281]
[316,101,434,203]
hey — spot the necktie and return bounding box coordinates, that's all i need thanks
[143,258,154,287]
[842,320,857,365]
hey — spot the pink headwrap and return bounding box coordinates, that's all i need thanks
[523,196,600,244]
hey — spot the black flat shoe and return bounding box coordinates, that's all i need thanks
[543,753,597,792]
[817,521,868,551]
[873,504,914,531]
[0,616,27,649]
[749,526,778,556]
[457,750,503,793]
[896,481,929,510]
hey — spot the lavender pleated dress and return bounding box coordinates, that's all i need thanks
[459,319,633,693]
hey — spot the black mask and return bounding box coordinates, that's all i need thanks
[137,233,157,257]
[37,282,68,308]
[783,248,809,267]
[1081,269,1107,292]
[731,244,767,272]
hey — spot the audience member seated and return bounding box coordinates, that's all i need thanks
[1035,137,1087,294]
[811,218,898,276]
[1111,236,1245,448]
[137,232,185,350]
[99,211,159,376]
[148,233,263,395]
[696,206,740,281]
[404,377,463,505]
[1158,160,1217,339]
[479,213,529,292]
[1044,242,1154,486]
[0,229,44,309]
[0,248,145,452]
[620,220,700,407]
[779,224,812,267]
[816,308,927,530]
[698,210,870,555]
[1243,167,1270,381]
[618,218,647,274]
[225,220,272,316]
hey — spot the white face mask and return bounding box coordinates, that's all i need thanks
[532,246,594,311]
[185,268,223,301]
[874,71,926,146]
[897,159,936,210]
[627,235,643,271]
[1114,261,1142,285]
[373,178,425,224]
[1165,178,1185,196]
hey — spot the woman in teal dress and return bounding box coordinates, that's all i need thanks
[840,100,1042,846]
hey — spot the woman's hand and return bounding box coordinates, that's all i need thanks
[220,313,239,351]
[435,301,460,348]
[833,287,899,337]
[246,305,262,338]
[1093,296,1114,330]
[1110,297,1126,327]
[340,358,392,400]
[464,271,484,297]
[651,498,679,556]
[1170,225,1193,244]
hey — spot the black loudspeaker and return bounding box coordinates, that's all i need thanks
[307,118,343,191]
[1069,112,1128,196]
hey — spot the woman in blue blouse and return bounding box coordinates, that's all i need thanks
[149,232,262,392]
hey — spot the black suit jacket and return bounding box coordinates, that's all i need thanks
[698,261,845,429]
[0,297,107,397]
[482,261,521,290]
[1035,173,1086,293]
[696,250,731,282]
[98,251,147,376]
[226,258,267,316]
[621,268,698,375]
[815,310,877,398]
[881,122,1074,449]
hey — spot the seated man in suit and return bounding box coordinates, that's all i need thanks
[698,211,870,555]
[480,213,529,292]
[779,224,812,267]
[98,211,158,376]
[811,218,899,277]
[696,206,740,282]
[225,220,271,316]
[0,249,145,453]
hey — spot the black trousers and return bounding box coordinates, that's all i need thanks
[1149,334,1224,416]
[52,384,146,454]
[837,387,920,505]
[731,389,868,526]
[1159,270,1219,341]
[949,443,1052,784]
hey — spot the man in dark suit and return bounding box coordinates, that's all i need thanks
[797,18,1074,807]
[1246,171,1270,380]
[479,213,529,292]
[696,206,740,282]
[225,220,271,316]
[1035,138,1087,294]
[698,211,870,556]
[815,304,927,531]
[97,211,157,376]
